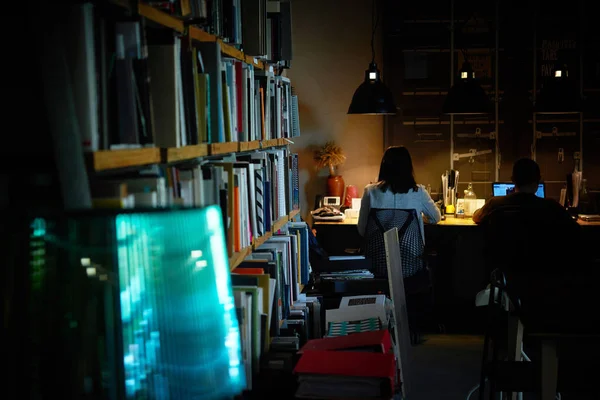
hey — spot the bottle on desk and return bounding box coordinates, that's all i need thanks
[463,183,477,218]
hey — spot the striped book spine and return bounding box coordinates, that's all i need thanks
[255,168,264,236]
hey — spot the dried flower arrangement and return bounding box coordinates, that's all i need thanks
[314,141,346,176]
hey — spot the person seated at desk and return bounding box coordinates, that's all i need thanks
[472,158,576,227]
[473,158,594,332]
[357,146,441,240]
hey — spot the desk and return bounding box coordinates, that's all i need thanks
[313,216,600,332]
[313,215,600,227]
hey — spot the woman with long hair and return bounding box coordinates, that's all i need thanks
[358,146,441,344]
[357,146,441,239]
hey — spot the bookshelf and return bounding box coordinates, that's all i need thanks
[35,3,306,397]
[229,208,303,271]
[112,0,265,69]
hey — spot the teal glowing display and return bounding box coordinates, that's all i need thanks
[27,206,245,399]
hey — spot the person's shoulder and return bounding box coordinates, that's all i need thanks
[364,182,381,193]
[485,196,506,206]
[408,184,425,195]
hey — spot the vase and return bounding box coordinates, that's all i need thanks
[327,175,345,198]
[344,185,358,207]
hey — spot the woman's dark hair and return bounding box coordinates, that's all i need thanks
[377,146,418,194]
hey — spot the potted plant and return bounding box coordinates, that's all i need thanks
[314,141,347,198]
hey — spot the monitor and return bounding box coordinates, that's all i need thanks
[492,182,545,198]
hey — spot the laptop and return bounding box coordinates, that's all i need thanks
[492,182,546,198]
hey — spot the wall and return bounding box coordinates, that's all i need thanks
[287,0,385,222]
[383,0,600,201]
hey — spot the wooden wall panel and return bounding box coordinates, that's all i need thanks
[384,0,600,201]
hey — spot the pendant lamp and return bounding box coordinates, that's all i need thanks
[442,61,491,115]
[347,0,397,115]
[535,64,581,114]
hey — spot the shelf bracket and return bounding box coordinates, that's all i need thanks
[453,148,493,162]
[535,126,577,139]
[455,127,496,139]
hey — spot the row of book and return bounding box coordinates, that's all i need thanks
[232,221,315,390]
[90,148,300,256]
[148,0,293,65]
[64,2,299,152]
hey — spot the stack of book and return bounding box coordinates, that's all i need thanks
[231,222,320,388]
[293,330,397,399]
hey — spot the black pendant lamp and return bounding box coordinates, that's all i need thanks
[347,0,397,115]
[535,64,581,114]
[442,60,491,115]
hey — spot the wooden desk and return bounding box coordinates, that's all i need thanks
[314,216,600,227]
[313,215,600,333]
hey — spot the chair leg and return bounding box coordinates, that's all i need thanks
[506,316,524,400]
[479,335,490,400]
[540,340,558,400]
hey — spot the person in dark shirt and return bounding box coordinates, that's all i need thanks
[473,158,576,227]
[474,158,595,332]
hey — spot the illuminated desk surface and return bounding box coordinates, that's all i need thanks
[313,216,600,227]
[313,216,478,226]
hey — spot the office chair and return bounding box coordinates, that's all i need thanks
[363,208,433,343]
[482,205,586,330]
[473,268,536,400]
[471,207,600,399]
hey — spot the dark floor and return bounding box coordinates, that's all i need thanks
[407,334,598,400]
[408,334,483,400]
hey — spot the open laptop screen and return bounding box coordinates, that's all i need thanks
[492,182,545,198]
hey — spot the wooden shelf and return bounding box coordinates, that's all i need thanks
[210,142,240,155]
[89,148,162,171]
[89,140,291,171]
[229,245,252,271]
[272,215,289,233]
[165,144,209,162]
[289,209,300,220]
[114,0,265,69]
[262,138,280,148]
[402,119,505,126]
[252,232,272,249]
[240,140,262,152]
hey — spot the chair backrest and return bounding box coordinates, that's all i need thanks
[482,205,585,325]
[363,208,424,279]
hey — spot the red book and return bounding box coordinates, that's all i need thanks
[232,268,265,275]
[293,350,396,389]
[298,330,393,355]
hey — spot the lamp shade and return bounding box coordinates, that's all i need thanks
[348,62,397,115]
[442,62,491,115]
[535,66,581,114]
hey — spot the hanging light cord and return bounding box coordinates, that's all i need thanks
[370,0,379,64]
